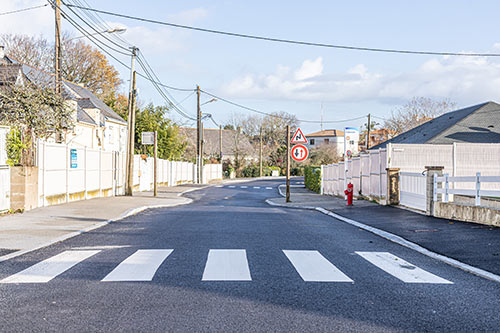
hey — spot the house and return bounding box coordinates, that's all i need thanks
[0,46,127,152]
[306,129,344,156]
[360,128,396,148]
[179,127,256,162]
[371,101,500,149]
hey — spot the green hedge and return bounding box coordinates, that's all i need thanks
[242,165,281,178]
[304,165,321,193]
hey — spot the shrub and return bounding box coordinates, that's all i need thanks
[304,165,321,193]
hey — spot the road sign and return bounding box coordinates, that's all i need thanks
[291,128,308,144]
[141,132,154,145]
[291,144,309,162]
[346,150,352,158]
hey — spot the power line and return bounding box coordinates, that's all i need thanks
[0,4,48,16]
[66,3,500,57]
[200,89,367,124]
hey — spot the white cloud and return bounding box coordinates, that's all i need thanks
[221,52,500,105]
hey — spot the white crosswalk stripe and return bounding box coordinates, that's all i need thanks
[228,185,236,188]
[0,249,453,285]
[0,250,100,284]
[240,186,248,189]
[202,249,252,281]
[253,186,260,189]
[284,250,353,282]
[356,252,453,284]
[102,249,173,282]
[265,187,273,190]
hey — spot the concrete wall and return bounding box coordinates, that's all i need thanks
[434,202,500,227]
[10,166,38,212]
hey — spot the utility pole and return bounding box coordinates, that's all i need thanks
[54,0,62,94]
[196,85,201,184]
[259,127,263,177]
[153,131,158,197]
[200,121,204,184]
[286,125,291,202]
[125,47,138,196]
[366,113,371,150]
[219,125,223,162]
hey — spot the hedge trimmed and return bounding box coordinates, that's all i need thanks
[304,165,321,193]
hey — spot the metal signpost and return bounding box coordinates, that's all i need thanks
[343,127,359,199]
[141,131,158,196]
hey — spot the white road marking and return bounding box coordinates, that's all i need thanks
[265,187,273,190]
[0,250,100,284]
[356,252,453,284]
[253,186,260,189]
[215,185,224,188]
[240,186,248,189]
[202,249,252,281]
[102,249,173,282]
[283,250,353,282]
[72,245,130,250]
[228,186,236,188]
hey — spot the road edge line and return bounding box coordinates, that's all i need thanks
[265,199,500,283]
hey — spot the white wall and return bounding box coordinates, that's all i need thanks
[308,136,343,156]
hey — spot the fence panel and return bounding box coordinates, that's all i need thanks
[0,127,9,212]
[361,153,370,196]
[352,157,360,196]
[400,172,427,211]
[369,151,380,197]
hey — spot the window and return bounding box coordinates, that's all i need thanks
[324,138,329,144]
[310,139,315,145]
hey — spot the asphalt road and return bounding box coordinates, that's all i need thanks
[0,178,499,332]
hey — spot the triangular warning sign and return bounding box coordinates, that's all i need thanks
[291,128,308,144]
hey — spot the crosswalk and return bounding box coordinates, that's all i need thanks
[0,249,453,285]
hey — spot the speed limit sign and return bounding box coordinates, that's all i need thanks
[291,144,309,162]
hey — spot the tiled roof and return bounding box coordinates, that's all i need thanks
[371,101,500,149]
[306,129,344,137]
[77,105,96,125]
[0,64,22,85]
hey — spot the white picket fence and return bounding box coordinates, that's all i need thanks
[0,126,9,212]
[434,173,500,207]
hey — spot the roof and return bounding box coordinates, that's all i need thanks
[1,54,126,125]
[76,105,97,125]
[0,63,22,85]
[371,101,500,149]
[370,128,396,135]
[306,129,344,137]
[179,127,255,157]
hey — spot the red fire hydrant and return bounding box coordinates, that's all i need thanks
[344,183,353,206]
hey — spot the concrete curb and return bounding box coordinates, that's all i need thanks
[0,192,197,263]
[265,198,500,283]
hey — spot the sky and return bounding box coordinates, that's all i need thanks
[3,0,500,133]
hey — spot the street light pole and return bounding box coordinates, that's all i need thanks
[196,85,201,184]
[125,46,138,196]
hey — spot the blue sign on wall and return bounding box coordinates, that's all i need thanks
[70,149,77,168]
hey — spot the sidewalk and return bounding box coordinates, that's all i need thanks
[269,185,500,277]
[0,184,207,261]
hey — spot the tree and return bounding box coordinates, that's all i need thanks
[0,80,71,165]
[134,104,186,160]
[308,145,342,165]
[1,33,122,105]
[384,97,457,135]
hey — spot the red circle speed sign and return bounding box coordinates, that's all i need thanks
[291,144,309,162]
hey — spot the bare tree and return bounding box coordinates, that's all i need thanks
[384,97,457,135]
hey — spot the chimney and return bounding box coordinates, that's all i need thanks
[0,46,4,59]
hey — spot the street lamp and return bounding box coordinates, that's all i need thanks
[67,27,127,41]
[198,98,218,183]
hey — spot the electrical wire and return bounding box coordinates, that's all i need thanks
[65,3,500,57]
[200,89,367,124]
[0,4,48,16]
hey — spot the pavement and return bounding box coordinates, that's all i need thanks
[0,184,207,261]
[268,183,500,277]
[0,178,499,332]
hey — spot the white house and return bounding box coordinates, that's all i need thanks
[306,129,344,157]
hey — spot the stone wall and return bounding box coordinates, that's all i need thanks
[434,202,500,227]
[10,166,38,211]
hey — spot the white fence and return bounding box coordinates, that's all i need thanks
[399,172,426,211]
[435,173,500,207]
[0,126,9,212]
[322,148,387,202]
[36,141,221,208]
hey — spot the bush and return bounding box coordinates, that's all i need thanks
[291,167,304,176]
[242,164,259,178]
[304,165,321,193]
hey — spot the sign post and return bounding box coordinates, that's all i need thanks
[141,131,157,196]
[343,127,359,199]
[286,125,291,203]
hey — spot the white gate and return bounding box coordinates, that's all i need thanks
[0,126,10,212]
[399,172,427,211]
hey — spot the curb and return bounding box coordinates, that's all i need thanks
[0,190,199,263]
[265,198,500,283]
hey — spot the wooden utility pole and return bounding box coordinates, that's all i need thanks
[125,47,138,196]
[196,85,201,184]
[366,113,371,150]
[286,125,291,202]
[219,125,223,161]
[259,127,263,177]
[200,121,204,184]
[153,131,158,197]
[54,0,62,94]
